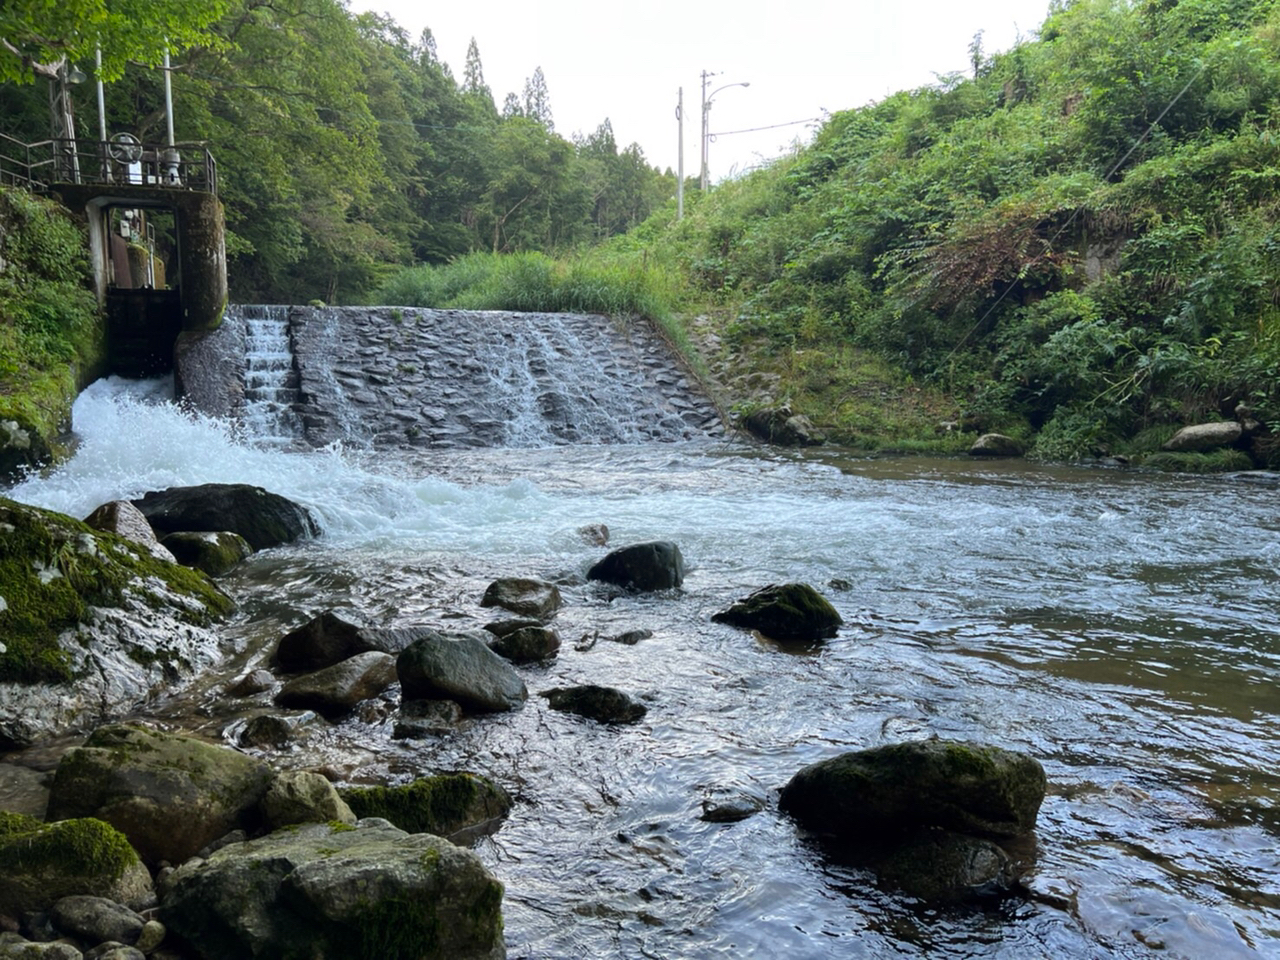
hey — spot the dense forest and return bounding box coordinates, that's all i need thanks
[3,0,1280,465]
[0,0,678,303]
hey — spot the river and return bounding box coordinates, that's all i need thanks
[8,375,1280,959]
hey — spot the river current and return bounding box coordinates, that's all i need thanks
[8,376,1280,959]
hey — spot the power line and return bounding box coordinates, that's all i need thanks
[709,117,823,138]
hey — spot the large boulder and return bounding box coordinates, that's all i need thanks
[479,577,561,619]
[712,582,842,642]
[273,651,398,720]
[743,406,825,446]
[586,541,685,592]
[540,685,647,725]
[779,739,1046,840]
[0,813,152,918]
[45,724,273,867]
[397,631,527,713]
[341,774,512,841]
[82,501,176,564]
[274,612,433,673]
[0,498,234,748]
[1162,421,1244,453]
[160,531,252,577]
[131,483,319,551]
[969,433,1025,458]
[159,820,505,960]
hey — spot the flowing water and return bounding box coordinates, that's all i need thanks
[8,374,1280,959]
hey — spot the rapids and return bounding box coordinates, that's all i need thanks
[7,375,1280,959]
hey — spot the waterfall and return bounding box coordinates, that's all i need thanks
[238,305,304,449]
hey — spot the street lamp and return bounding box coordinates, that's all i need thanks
[700,71,749,191]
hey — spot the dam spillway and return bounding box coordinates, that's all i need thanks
[181,306,723,449]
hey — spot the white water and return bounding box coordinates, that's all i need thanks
[9,376,1280,959]
[237,304,304,448]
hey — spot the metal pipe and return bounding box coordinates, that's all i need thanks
[95,45,106,143]
[163,47,175,147]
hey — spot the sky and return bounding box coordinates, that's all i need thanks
[346,0,1053,181]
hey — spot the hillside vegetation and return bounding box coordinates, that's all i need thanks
[595,0,1280,462]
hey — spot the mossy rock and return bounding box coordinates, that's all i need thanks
[160,819,504,960]
[161,530,253,577]
[46,724,273,866]
[712,582,842,642]
[0,812,151,916]
[0,497,232,687]
[779,739,1046,840]
[341,773,512,841]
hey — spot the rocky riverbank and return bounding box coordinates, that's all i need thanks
[0,481,1052,958]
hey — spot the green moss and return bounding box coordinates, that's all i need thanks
[327,821,356,833]
[0,815,140,882]
[352,895,440,959]
[340,773,511,837]
[0,497,233,684]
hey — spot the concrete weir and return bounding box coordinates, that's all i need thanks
[177,305,723,449]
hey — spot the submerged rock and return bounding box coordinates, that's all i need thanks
[487,625,560,663]
[0,813,152,918]
[45,724,273,867]
[274,611,432,673]
[341,773,512,840]
[392,699,463,740]
[236,711,319,749]
[586,541,685,591]
[397,631,527,713]
[779,739,1046,840]
[273,651,398,720]
[540,685,647,724]
[0,498,234,747]
[131,483,319,550]
[875,829,1017,901]
[160,531,252,577]
[159,819,505,960]
[712,582,842,642]
[480,577,562,619]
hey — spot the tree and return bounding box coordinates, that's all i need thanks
[521,65,553,131]
[461,36,493,109]
[0,0,228,83]
[501,92,523,118]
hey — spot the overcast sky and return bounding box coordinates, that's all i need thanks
[346,0,1052,180]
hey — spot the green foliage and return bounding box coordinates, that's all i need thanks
[0,0,228,84]
[0,189,103,458]
[374,252,673,320]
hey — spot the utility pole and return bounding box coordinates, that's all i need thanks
[700,70,713,192]
[676,87,684,220]
[700,71,749,191]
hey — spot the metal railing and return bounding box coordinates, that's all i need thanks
[0,135,217,195]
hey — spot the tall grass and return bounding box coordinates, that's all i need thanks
[373,251,674,321]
